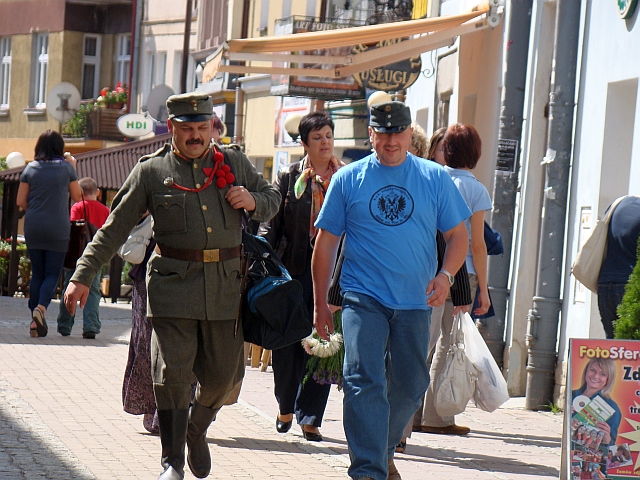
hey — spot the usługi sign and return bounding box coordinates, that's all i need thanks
[352,39,422,92]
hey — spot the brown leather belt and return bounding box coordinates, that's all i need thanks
[155,243,242,263]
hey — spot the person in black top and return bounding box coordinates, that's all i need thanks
[597,196,640,338]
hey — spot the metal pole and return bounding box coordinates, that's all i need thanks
[234,82,245,146]
[482,0,533,367]
[180,0,193,94]
[129,0,143,113]
[525,0,581,410]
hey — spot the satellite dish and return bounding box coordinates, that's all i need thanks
[6,152,26,169]
[47,82,81,122]
[146,84,175,122]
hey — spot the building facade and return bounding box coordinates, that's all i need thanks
[0,0,132,157]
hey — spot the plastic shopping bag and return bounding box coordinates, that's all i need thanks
[459,312,510,412]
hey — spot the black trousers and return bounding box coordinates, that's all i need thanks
[271,253,331,427]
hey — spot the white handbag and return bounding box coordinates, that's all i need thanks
[571,196,627,293]
[435,312,478,417]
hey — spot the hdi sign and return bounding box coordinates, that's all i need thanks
[117,114,154,137]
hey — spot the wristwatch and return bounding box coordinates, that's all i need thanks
[438,269,454,287]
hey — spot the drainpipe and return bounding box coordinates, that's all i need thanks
[234,81,245,146]
[525,0,581,410]
[233,0,251,147]
[180,0,193,94]
[129,0,143,113]
[482,0,533,367]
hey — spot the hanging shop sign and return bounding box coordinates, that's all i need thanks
[270,17,365,100]
[617,0,638,19]
[351,39,422,92]
[117,113,154,137]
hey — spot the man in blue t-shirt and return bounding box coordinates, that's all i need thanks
[312,102,471,480]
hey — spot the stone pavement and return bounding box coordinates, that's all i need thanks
[0,295,564,479]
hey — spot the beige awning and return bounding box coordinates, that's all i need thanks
[203,4,501,83]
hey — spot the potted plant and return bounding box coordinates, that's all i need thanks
[97,82,129,110]
[62,102,95,138]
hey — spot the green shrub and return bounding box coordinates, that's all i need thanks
[62,102,95,138]
[614,236,640,339]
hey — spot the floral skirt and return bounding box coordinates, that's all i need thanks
[122,278,156,415]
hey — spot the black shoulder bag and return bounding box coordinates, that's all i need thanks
[64,195,100,269]
[223,148,312,350]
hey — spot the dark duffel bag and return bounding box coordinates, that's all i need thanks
[240,231,311,350]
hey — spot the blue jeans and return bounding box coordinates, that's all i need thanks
[341,291,431,480]
[597,283,627,339]
[27,249,66,312]
[57,268,102,335]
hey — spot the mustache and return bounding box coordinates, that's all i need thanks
[186,139,204,145]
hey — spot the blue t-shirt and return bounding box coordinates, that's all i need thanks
[315,153,471,310]
[20,160,78,252]
[445,166,493,275]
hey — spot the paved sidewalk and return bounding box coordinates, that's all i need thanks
[0,296,563,479]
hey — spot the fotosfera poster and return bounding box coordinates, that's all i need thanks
[567,339,640,479]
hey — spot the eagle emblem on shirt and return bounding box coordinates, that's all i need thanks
[370,185,414,226]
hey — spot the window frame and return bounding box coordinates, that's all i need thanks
[32,32,49,108]
[114,33,131,86]
[0,36,11,110]
[82,34,101,99]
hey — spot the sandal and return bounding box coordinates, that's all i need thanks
[395,439,407,454]
[30,306,48,338]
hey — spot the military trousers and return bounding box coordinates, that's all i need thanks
[151,317,245,411]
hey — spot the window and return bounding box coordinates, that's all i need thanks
[172,51,196,93]
[156,51,167,87]
[0,37,10,109]
[82,35,101,99]
[114,34,131,86]
[33,33,48,108]
[260,0,269,35]
[282,0,292,17]
[147,51,167,98]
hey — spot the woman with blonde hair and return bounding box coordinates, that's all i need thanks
[572,357,621,445]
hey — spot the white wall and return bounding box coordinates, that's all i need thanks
[138,0,197,111]
[560,1,640,362]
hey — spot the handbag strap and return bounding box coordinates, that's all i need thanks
[602,196,627,224]
[80,192,89,224]
[449,311,465,349]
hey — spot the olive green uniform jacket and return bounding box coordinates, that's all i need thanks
[71,144,281,321]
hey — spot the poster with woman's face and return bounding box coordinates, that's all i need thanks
[567,339,640,479]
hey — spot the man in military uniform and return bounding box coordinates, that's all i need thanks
[65,93,280,480]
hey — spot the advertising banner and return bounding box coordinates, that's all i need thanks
[567,338,640,479]
[270,17,365,100]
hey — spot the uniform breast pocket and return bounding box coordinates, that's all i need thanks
[153,193,187,233]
